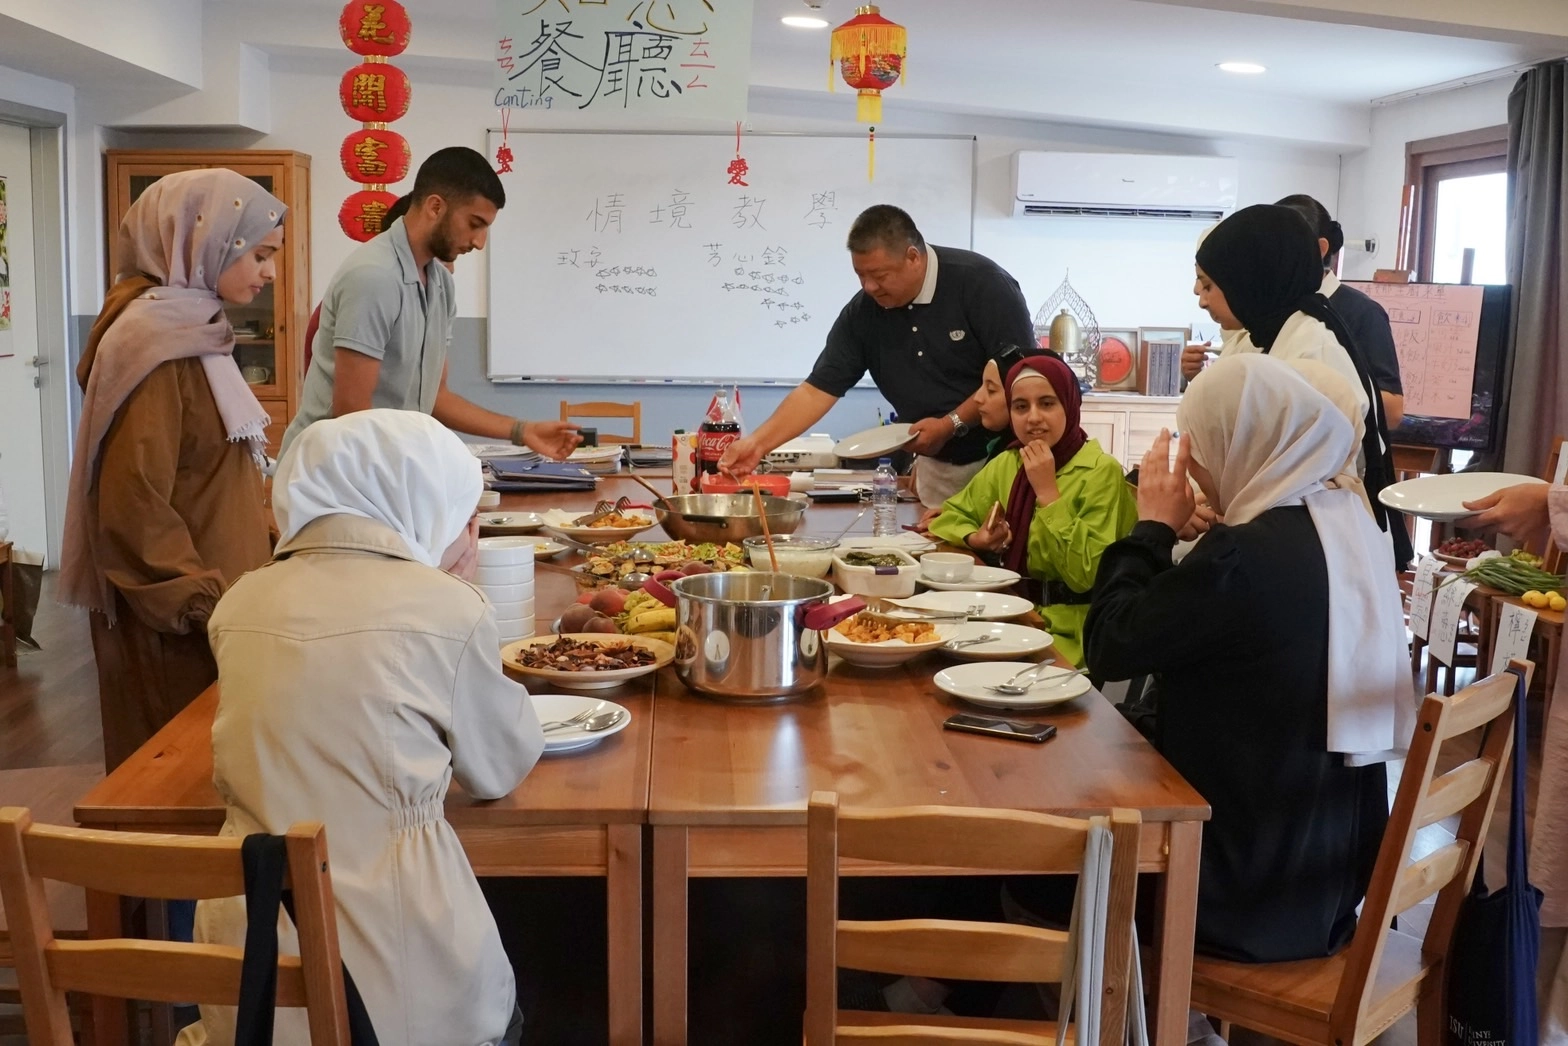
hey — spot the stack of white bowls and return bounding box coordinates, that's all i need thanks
[475,537,535,642]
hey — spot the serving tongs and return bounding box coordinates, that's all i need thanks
[571,496,634,527]
[853,598,979,627]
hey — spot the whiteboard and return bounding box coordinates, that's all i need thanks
[1343,282,1486,421]
[484,131,975,382]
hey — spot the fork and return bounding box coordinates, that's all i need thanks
[572,500,615,526]
[863,597,971,621]
[540,701,607,731]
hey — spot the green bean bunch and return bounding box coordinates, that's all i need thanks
[1455,557,1565,596]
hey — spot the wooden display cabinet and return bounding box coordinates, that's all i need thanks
[105,150,312,455]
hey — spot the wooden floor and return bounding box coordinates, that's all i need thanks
[0,574,1545,1045]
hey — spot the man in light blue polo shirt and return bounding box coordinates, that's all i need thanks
[283,147,579,459]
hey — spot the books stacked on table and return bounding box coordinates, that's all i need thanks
[485,458,598,493]
[570,445,625,475]
[628,444,674,468]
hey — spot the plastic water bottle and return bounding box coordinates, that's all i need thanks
[872,458,899,537]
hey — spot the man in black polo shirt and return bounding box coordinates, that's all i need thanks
[718,205,1036,507]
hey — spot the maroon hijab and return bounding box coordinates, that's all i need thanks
[1001,355,1088,575]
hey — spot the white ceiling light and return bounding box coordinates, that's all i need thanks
[1217,61,1267,75]
[782,15,830,28]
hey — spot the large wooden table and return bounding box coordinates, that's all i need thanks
[74,473,1207,1046]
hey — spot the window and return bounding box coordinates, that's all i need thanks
[1404,127,1509,283]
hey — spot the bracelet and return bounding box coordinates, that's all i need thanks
[509,420,526,446]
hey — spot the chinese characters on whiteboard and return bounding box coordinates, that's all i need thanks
[495,0,752,121]
[551,184,841,327]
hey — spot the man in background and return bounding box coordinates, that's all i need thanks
[719,205,1036,507]
[283,146,578,459]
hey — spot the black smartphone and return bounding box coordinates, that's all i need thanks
[943,713,1057,743]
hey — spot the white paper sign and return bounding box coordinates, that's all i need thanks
[1490,602,1539,676]
[494,1,753,123]
[1409,557,1442,641]
[1429,579,1478,666]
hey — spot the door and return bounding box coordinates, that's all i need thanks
[0,121,47,558]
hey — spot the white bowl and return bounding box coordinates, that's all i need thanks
[475,563,533,588]
[478,490,502,510]
[920,552,975,584]
[477,537,542,565]
[824,617,960,667]
[491,596,536,620]
[832,547,922,599]
[480,581,535,606]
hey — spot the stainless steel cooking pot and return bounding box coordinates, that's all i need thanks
[654,493,805,544]
[666,572,861,700]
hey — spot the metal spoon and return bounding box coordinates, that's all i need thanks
[618,572,654,591]
[543,709,626,734]
[986,667,1086,696]
[944,635,998,651]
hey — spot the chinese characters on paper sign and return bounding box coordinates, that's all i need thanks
[495,0,750,120]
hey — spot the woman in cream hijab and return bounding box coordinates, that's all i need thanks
[1085,354,1412,963]
[61,168,285,770]
[181,409,543,1046]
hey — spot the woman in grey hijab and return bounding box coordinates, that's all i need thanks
[60,167,286,768]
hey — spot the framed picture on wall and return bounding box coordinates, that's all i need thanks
[1095,329,1141,391]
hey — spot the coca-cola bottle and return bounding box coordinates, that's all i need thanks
[696,386,742,490]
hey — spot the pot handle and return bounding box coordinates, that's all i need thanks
[679,514,731,526]
[642,578,679,608]
[803,596,866,632]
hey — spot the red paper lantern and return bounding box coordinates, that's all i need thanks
[339,1,411,57]
[831,5,906,124]
[339,189,400,243]
[338,61,411,123]
[340,127,411,185]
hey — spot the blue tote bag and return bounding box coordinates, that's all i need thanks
[1445,666,1542,1046]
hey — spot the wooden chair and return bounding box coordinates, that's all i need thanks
[560,400,641,445]
[805,791,1141,1045]
[0,809,355,1045]
[1190,662,1533,1046]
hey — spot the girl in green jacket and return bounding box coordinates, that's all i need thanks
[929,354,1136,667]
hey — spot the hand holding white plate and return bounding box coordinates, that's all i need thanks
[1378,473,1546,523]
[833,424,916,461]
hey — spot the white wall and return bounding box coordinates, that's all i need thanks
[1337,76,1514,280]
[154,62,1342,341]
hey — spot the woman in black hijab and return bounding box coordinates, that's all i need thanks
[1194,203,1401,547]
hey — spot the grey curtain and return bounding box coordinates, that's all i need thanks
[1502,61,1568,476]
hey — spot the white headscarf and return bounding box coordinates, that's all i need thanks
[1284,358,1372,517]
[273,410,483,568]
[1178,355,1413,764]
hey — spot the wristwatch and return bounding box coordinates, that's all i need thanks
[947,412,970,438]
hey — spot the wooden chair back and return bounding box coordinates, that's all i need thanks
[0,809,353,1046]
[560,400,641,445]
[805,791,1141,1045]
[1326,662,1531,1044]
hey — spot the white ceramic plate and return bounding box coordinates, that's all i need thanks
[1378,473,1546,522]
[824,619,961,667]
[530,693,632,752]
[920,565,1022,592]
[933,661,1091,710]
[893,591,1034,621]
[838,533,939,553]
[940,622,1054,662]
[478,512,546,535]
[502,633,674,690]
[833,424,916,460]
[542,521,658,545]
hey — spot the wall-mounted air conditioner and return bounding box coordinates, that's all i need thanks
[1012,151,1239,220]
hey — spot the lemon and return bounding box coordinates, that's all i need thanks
[1551,593,1567,613]
[1523,590,1546,608]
